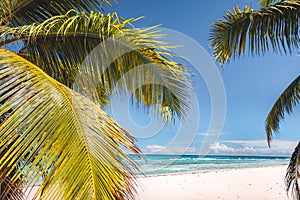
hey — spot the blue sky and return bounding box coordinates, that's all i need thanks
[105,0,300,156]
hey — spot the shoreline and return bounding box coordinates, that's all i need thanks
[137,163,288,178]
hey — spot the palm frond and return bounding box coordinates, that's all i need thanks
[0,0,113,26]
[0,10,192,120]
[0,48,140,200]
[259,0,282,7]
[0,145,24,200]
[210,1,300,65]
[259,0,300,7]
[285,142,300,199]
[265,76,300,144]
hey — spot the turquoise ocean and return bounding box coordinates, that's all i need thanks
[130,155,290,176]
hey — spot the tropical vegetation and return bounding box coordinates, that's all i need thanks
[0,0,191,199]
[210,0,300,199]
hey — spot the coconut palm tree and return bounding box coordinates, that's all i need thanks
[0,1,191,199]
[210,0,300,199]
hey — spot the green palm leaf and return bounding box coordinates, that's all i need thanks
[0,0,113,26]
[259,0,300,7]
[0,146,24,200]
[0,10,192,120]
[0,48,140,200]
[211,1,300,199]
[285,142,300,199]
[265,76,300,144]
[210,1,300,66]
[259,0,282,7]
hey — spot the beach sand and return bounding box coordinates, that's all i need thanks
[25,166,290,200]
[135,166,289,200]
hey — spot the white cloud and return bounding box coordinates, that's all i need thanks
[146,145,165,150]
[197,131,231,137]
[209,140,298,155]
[209,143,235,153]
[145,144,196,155]
[143,140,298,156]
[210,142,256,154]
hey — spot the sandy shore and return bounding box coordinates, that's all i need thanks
[135,166,289,200]
[25,166,289,200]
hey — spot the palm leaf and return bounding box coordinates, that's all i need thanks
[0,0,113,26]
[259,0,282,7]
[259,0,300,7]
[0,145,24,200]
[210,1,300,65]
[285,142,300,199]
[0,10,192,120]
[0,48,140,200]
[265,76,300,144]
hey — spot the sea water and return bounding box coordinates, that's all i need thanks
[130,154,290,175]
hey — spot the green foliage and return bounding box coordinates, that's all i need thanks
[259,0,282,7]
[265,76,300,144]
[0,0,113,26]
[0,0,192,199]
[285,142,300,199]
[0,48,140,199]
[210,1,300,199]
[259,0,300,7]
[0,10,191,119]
[210,1,300,66]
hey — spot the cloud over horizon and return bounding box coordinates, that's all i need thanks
[210,140,298,156]
[144,140,298,156]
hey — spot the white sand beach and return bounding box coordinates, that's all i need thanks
[135,166,289,200]
[25,166,290,200]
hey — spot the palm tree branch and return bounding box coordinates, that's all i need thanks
[0,32,104,47]
[259,0,282,7]
[265,75,300,144]
[285,142,300,199]
[0,48,140,199]
[0,10,192,120]
[210,1,300,65]
[0,0,113,26]
[260,0,300,7]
